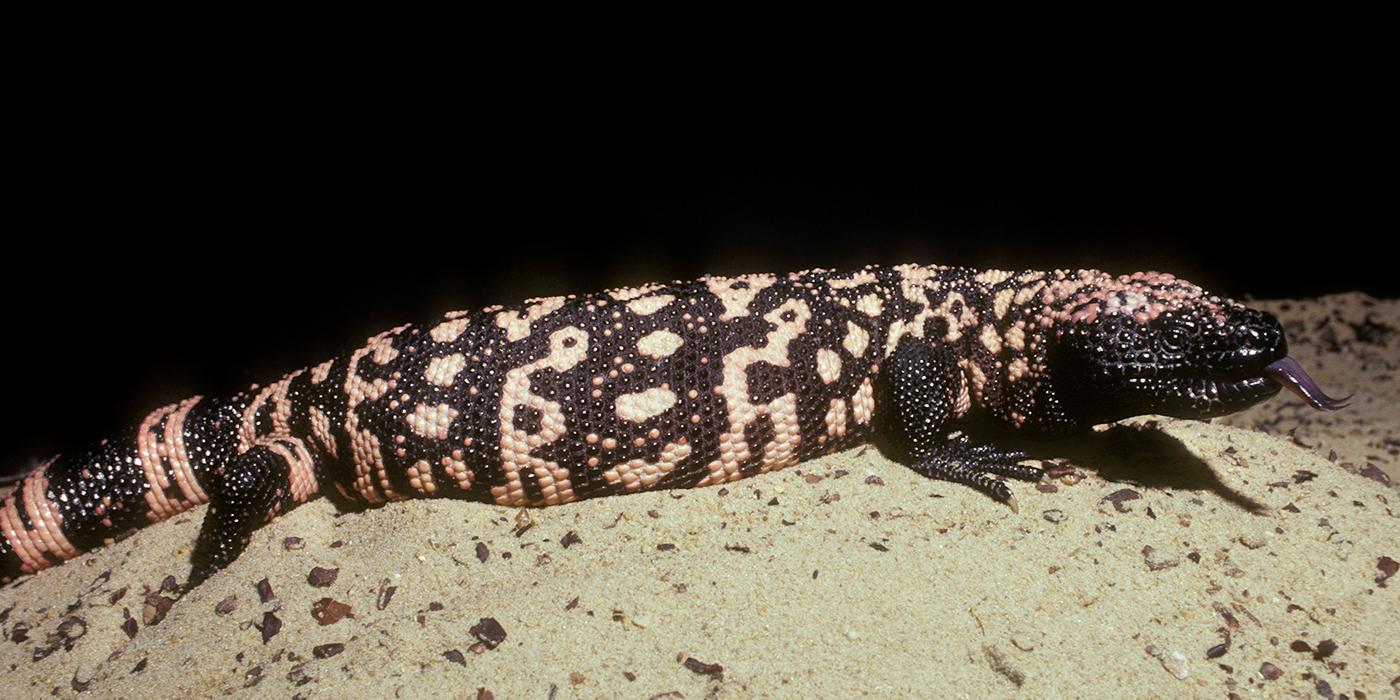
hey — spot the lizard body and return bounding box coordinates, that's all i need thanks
[0,263,1345,585]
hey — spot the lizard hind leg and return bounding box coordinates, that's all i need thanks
[190,437,319,585]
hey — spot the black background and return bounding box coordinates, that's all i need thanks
[3,88,1389,477]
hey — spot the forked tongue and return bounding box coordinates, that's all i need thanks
[1263,356,1352,411]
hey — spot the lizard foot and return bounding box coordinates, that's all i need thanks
[909,435,1044,511]
[189,441,306,585]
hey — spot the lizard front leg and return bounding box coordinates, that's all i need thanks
[877,338,1043,510]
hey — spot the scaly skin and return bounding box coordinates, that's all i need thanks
[0,264,1302,586]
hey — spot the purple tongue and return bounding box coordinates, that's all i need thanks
[1263,356,1352,411]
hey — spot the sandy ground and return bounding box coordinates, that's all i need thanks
[3,295,1396,699]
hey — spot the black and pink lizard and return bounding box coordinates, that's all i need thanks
[0,264,1348,586]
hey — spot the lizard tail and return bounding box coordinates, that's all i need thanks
[0,396,243,585]
[0,460,86,583]
[0,531,20,584]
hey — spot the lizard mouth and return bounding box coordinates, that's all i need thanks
[1262,356,1351,411]
[1159,356,1349,415]
[1160,373,1281,414]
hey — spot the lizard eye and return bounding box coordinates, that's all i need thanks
[1160,324,1190,352]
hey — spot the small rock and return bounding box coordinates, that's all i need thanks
[215,595,238,616]
[1161,650,1190,679]
[470,617,507,649]
[1315,678,1335,698]
[1146,644,1189,679]
[1237,534,1267,549]
[256,578,276,604]
[287,664,311,686]
[683,656,724,678]
[258,612,282,644]
[312,643,344,659]
[1359,464,1391,485]
[1376,556,1398,587]
[307,567,339,587]
[310,598,352,626]
[1104,489,1141,513]
[143,594,174,626]
[1142,545,1180,571]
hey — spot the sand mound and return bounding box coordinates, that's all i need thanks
[3,295,1396,698]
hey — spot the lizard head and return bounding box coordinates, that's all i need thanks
[1019,271,1348,429]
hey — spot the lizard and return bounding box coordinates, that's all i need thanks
[0,263,1349,587]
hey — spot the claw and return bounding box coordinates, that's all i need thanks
[1006,492,1019,514]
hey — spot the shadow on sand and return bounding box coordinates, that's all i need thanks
[957,418,1271,515]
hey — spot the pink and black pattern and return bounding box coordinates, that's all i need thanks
[0,264,1345,586]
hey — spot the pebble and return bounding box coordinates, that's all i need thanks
[1238,534,1267,549]
[1146,644,1190,679]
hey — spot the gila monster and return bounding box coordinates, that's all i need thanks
[0,264,1348,586]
